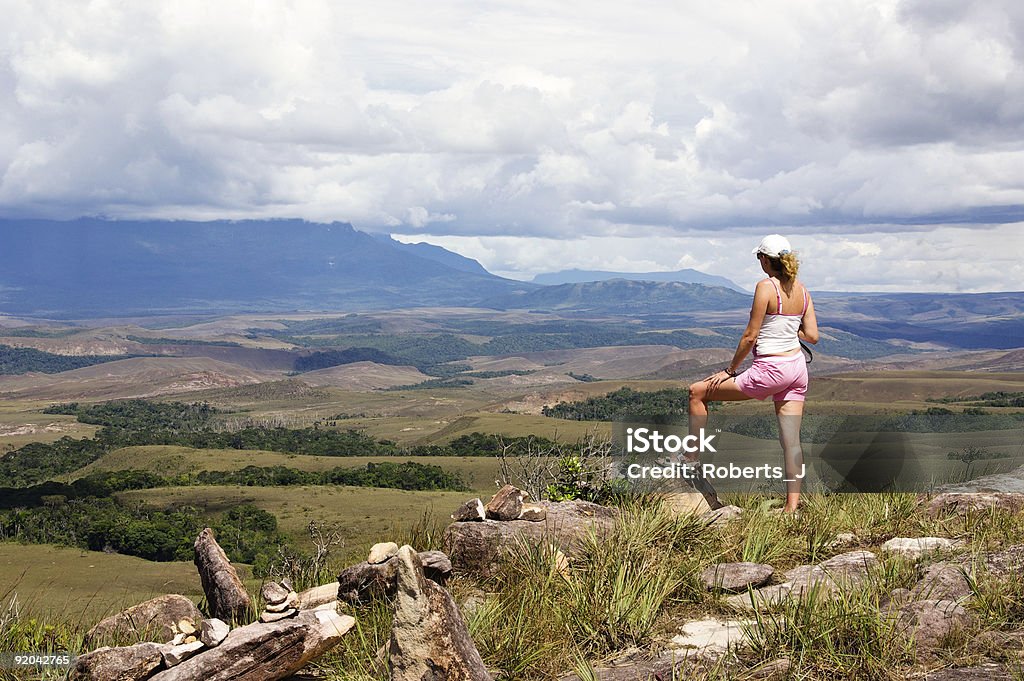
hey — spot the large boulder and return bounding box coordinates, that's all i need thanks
[444,500,616,578]
[84,595,203,647]
[924,492,1024,516]
[193,528,252,624]
[389,545,492,681]
[337,550,452,604]
[68,642,167,681]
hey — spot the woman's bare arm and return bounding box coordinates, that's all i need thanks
[798,288,819,344]
[726,280,772,373]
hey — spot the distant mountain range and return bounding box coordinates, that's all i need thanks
[532,267,742,291]
[483,279,750,314]
[0,219,531,317]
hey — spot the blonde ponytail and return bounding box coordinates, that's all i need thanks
[779,251,799,280]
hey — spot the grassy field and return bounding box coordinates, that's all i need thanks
[0,544,204,623]
[71,445,505,491]
[116,485,469,563]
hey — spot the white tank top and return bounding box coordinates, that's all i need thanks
[755,278,807,356]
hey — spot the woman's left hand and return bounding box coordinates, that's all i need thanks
[702,370,732,392]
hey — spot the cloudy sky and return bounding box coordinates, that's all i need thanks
[2,0,1023,291]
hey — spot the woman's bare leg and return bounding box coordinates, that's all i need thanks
[775,399,804,512]
[687,377,751,462]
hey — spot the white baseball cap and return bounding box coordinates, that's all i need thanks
[752,234,792,258]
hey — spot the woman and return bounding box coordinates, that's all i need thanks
[687,234,819,513]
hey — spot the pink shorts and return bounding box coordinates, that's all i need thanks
[734,351,808,402]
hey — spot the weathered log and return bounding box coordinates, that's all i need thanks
[389,545,492,681]
[147,607,355,681]
[193,528,252,624]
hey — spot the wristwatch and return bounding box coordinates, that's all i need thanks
[724,367,739,377]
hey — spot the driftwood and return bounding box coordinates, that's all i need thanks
[193,528,252,623]
[147,607,354,681]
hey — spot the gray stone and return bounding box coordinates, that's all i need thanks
[701,562,774,593]
[917,664,1013,680]
[882,537,957,559]
[368,541,399,564]
[668,618,752,656]
[68,642,167,681]
[417,549,453,584]
[261,581,291,605]
[296,582,340,610]
[84,594,204,647]
[518,503,547,522]
[485,484,527,520]
[925,492,1024,516]
[260,608,298,623]
[194,528,252,624]
[894,599,975,651]
[701,504,743,527]
[162,640,205,667]
[336,550,451,604]
[444,500,617,578]
[199,618,230,647]
[451,498,486,522]
[389,545,492,681]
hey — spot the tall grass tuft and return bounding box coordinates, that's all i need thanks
[745,581,914,680]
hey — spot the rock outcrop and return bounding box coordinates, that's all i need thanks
[193,528,252,624]
[69,642,167,681]
[337,549,453,604]
[147,606,354,681]
[444,499,616,578]
[84,595,204,647]
[389,545,492,681]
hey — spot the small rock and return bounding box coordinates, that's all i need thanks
[518,503,547,522]
[882,537,956,559]
[368,541,400,564]
[162,640,205,667]
[261,581,291,605]
[296,582,341,610]
[888,588,912,605]
[663,491,711,516]
[745,657,792,679]
[169,633,186,646]
[176,618,196,635]
[832,532,856,546]
[67,642,166,681]
[485,484,527,520]
[452,498,486,522]
[702,562,774,593]
[417,550,453,584]
[723,584,792,612]
[266,591,299,612]
[702,504,743,527]
[669,618,752,656]
[199,618,230,647]
[260,608,299,623]
[554,549,570,577]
